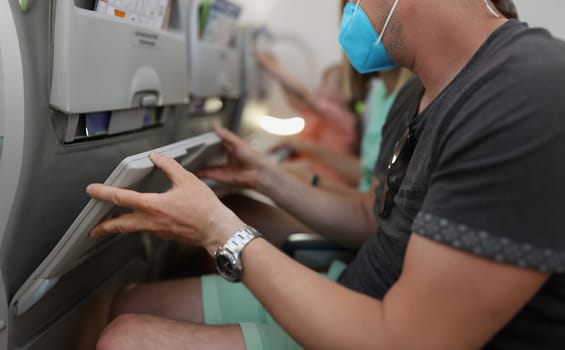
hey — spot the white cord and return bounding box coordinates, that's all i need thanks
[376,0,400,45]
[483,0,501,18]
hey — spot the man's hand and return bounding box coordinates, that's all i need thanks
[198,127,274,190]
[87,152,245,255]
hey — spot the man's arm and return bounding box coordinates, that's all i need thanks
[281,160,379,197]
[284,140,364,184]
[238,233,548,350]
[258,158,376,247]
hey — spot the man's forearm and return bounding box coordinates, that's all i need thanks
[236,234,547,350]
[298,143,363,183]
[240,238,390,349]
[256,164,376,247]
[318,176,362,196]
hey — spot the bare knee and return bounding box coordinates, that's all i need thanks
[97,314,142,350]
[109,284,140,319]
[109,279,204,323]
[97,313,245,350]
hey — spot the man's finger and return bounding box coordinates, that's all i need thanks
[197,167,234,184]
[149,152,189,186]
[87,184,153,211]
[90,212,152,238]
[215,127,247,150]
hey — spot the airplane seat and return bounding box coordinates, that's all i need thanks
[172,0,246,156]
[0,0,238,348]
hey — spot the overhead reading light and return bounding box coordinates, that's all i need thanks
[259,116,305,136]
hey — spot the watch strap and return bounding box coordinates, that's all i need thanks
[215,226,262,283]
[224,226,262,258]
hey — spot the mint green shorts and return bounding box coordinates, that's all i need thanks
[201,261,347,350]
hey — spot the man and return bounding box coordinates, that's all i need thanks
[89,0,565,349]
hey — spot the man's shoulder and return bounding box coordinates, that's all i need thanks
[445,22,565,130]
[490,21,565,82]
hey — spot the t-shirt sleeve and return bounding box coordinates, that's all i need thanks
[412,72,565,273]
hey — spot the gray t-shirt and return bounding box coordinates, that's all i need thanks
[339,20,565,349]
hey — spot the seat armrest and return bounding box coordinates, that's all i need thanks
[283,233,356,271]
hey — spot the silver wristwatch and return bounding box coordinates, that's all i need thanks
[214,226,262,282]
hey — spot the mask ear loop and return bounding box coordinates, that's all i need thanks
[375,0,400,46]
[483,0,501,18]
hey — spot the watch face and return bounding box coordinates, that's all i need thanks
[215,251,239,281]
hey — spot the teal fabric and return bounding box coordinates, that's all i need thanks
[201,260,348,350]
[358,80,398,192]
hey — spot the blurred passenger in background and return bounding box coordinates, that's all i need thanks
[254,53,360,185]
[273,67,412,193]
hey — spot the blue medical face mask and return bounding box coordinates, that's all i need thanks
[339,0,400,73]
